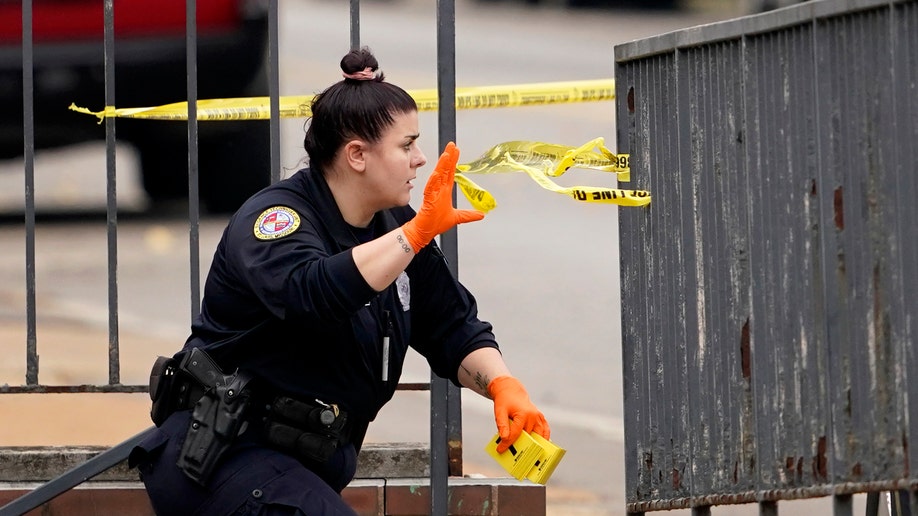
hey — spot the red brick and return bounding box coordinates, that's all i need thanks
[343,479,385,516]
[0,477,545,515]
[495,481,546,516]
[384,477,545,516]
[0,484,155,515]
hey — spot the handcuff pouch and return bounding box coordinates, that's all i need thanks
[149,356,180,427]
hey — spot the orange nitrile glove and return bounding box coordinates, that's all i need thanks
[488,376,551,454]
[401,142,484,253]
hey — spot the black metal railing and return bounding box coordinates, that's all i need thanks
[2,1,460,514]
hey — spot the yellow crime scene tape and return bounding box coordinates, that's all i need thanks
[455,138,649,211]
[68,79,616,121]
[69,79,650,208]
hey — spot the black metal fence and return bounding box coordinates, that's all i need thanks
[3,1,461,513]
[615,0,918,513]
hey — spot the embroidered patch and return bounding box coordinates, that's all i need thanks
[253,206,300,240]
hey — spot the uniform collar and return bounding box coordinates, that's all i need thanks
[298,167,400,250]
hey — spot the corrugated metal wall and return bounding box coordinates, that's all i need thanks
[614,0,918,512]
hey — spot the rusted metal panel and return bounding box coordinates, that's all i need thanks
[617,51,695,504]
[892,0,918,481]
[744,23,830,493]
[615,0,918,511]
[812,6,908,487]
[680,39,754,500]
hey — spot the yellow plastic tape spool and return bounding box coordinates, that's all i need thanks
[456,138,650,211]
[68,79,616,121]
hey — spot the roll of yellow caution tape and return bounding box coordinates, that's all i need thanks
[68,79,615,122]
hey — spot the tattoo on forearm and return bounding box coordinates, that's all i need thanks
[396,234,412,254]
[475,372,490,394]
[461,365,490,394]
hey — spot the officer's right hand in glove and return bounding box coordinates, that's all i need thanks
[488,376,551,453]
[401,142,484,253]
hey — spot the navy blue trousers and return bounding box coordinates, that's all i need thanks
[131,410,359,515]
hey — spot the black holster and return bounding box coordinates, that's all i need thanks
[173,347,256,486]
[149,355,181,427]
[149,355,207,427]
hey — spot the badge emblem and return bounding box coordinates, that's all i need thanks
[396,271,410,311]
[253,206,300,240]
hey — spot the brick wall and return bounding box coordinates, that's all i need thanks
[0,445,545,515]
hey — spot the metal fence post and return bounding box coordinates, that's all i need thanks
[268,0,281,184]
[21,0,38,387]
[185,0,202,320]
[104,0,121,385]
[432,2,460,513]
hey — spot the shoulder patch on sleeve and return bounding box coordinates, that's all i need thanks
[253,206,301,240]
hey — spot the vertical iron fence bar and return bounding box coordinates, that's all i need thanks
[268,0,280,184]
[433,0,458,512]
[103,0,121,385]
[865,492,880,516]
[760,501,778,516]
[833,494,853,516]
[349,0,360,51]
[186,0,201,319]
[438,0,463,480]
[22,0,38,386]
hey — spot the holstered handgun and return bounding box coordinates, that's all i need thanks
[175,347,255,486]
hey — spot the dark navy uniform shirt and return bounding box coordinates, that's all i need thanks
[179,167,499,447]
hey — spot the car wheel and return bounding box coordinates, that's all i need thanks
[128,118,271,214]
[198,120,271,214]
[131,125,189,205]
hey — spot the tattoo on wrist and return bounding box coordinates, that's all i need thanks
[396,234,413,254]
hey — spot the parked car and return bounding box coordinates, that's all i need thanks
[744,0,809,12]
[0,0,271,213]
[476,0,678,10]
[477,0,809,11]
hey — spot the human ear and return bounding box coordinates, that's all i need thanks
[344,140,367,172]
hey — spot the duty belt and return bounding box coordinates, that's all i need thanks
[147,347,351,485]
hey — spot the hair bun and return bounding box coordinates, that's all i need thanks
[341,47,383,81]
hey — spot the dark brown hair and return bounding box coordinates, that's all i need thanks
[303,47,417,172]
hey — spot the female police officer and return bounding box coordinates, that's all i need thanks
[130,47,551,515]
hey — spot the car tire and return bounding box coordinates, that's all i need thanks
[567,0,677,8]
[198,119,272,214]
[132,127,187,204]
[129,118,271,214]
